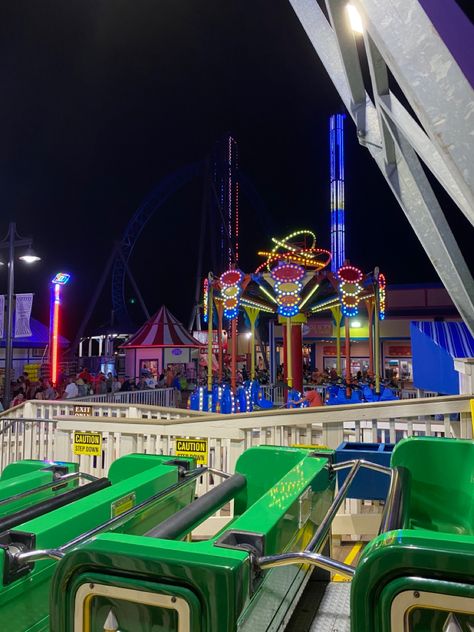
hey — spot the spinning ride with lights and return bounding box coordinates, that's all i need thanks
[204,229,333,393]
[204,227,385,395]
[252,230,332,391]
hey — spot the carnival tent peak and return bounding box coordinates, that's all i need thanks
[121,306,203,349]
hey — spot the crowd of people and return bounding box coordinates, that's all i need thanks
[5,361,400,410]
[6,365,188,409]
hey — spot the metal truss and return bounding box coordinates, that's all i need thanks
[289,0,474,334]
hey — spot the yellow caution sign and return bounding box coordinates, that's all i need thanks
[175,438,208,465]
[291,444,330,451]
[111,492,136,518]
[470,399,474,436]
[73,431,102,456]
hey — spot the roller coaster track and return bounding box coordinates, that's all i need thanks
[111,162,202,328]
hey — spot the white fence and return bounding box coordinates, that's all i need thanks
[0,399,204,422]
[74,387,178,408]
[0,395,472,537]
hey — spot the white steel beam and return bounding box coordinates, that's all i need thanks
[352,0,474,222]
[288,0,382,151]
[379,112,474,332]
[378,93,471,220]
[289,0,474,334]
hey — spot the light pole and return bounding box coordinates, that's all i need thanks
[0,223,40,408]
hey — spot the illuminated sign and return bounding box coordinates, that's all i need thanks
[51,272,71,285]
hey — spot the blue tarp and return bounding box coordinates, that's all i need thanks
[410,321,474,394]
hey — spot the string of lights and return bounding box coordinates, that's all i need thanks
[337,264,363,317]
[220,268,243,319]
[378,273,386,320]
[202,277,209,323]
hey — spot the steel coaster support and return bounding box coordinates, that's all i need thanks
[288,0,474,335]
[111,162,202,327]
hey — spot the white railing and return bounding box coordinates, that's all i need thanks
[0,399,206,422]
[0,395,471,537]
[400,388,438,399]
[73,387,178,408]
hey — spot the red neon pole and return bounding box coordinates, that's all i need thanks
[231,318,237,392]
[49,273,70,387]
[51,283,60,386]
[291,322,304,393]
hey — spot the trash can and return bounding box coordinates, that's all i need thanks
[335,442,394,500]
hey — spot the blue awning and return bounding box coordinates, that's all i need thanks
[410,321,474,395]
[412,321,474,357]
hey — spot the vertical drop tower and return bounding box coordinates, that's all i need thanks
[213,134,239,271]
[330,113,346,272]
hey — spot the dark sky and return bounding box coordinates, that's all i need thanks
[0,1,472,338]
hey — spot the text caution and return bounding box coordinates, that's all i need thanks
[73,431,103,456]
[175,438,208,465]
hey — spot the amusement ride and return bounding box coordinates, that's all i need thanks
[0,2,472,631]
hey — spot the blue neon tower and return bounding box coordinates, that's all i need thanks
[330,113,346,272]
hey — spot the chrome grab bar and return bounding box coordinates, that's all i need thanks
[207,467,231,479]
[259,551,356,577]
[14,548,65,563]
[257,459,393,579]
[0,471,98,508]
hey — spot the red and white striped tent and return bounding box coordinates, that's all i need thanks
[121,306,202,379]
[122,306,201,349]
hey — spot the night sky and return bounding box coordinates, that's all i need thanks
[0,1,472,339]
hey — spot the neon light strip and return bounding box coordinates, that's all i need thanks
[240,299,274,313]
[299,283,320,310]
[255,281,279,304]
[51,283,60,385]
[257,251,330,269]
[310,296,340,312]
[271,237,297,253]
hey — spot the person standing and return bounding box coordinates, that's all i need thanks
[64,377,79,399]
[106,372,114,393]
[172,372,182,407]
[42,379,57,400]
[166,366,174,388]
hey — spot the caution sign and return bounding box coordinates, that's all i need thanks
[291,444,330,451]
[175,438,208,465]
[73,405,93,417]
[73,431,102,456]
[111,492,136,518]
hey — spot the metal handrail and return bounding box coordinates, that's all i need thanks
[14,466,208,565]
[379,467,402,533]
[258,551,355,577]
[0,471,98,507]
[257,459,393,579]
[207,467,231,479]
